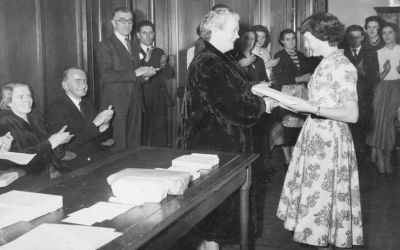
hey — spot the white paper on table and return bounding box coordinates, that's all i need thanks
[0,152,36,165]
[0,223,122,250]
[171,154,219,170]
[62,202,134,226]
[251,84,302,108]
[0,190,63,229]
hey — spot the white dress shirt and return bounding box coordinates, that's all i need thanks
[378,44,400,80]
[66,94,81,111]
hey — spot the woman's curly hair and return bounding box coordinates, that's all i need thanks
[298,12,345,47]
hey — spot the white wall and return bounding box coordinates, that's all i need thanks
[328,0,387,27]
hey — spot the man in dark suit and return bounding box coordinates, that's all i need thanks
[344,25,379,163]
[46,68,114,169]
[136,20,174,146]
[95,6,157,150]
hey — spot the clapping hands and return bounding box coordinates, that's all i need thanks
[0,132,13,152]
[383,59,391,73]
[48,126,74,149]
[135,66,159,79]
[93,105,114,128]
[238,55,257,67]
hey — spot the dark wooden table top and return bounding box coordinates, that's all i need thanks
[0,146,258,249]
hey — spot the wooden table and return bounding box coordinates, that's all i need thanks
[0,147,257,250]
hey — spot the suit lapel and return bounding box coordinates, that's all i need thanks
[62,94,85,120]
[110,34,135,65]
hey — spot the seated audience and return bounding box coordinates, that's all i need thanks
[136,20,174,146]
[273,29,312,167]
[0,83,73,176]
[46,68,113,170]
[343,25,379,163]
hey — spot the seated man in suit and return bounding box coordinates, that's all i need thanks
[46,68,114,170]
[344,25,379,164]
[136,20,175,146]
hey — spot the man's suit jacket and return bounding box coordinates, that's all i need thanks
[344,45,379,127]
[139,46,174,108]
[46,94,107,168]
[95,33,144,150]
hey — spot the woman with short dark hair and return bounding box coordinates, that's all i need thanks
[251,25,279,79]
[273,28,312,167]
[363,15,386,51]
[273,13,363,249]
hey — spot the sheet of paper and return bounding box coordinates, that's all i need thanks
[251,84,300,107]
[0,152,36,165]
[0,223,122,250]
[62,202,134,226]
[0,190,63,229]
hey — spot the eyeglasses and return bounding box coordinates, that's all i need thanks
[114,18,134,24]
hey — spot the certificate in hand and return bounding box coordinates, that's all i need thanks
[252,83,303,111]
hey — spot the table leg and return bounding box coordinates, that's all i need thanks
[240,165,252,250]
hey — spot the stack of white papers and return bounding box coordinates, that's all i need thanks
[109,175,168,205]
[0,152,36,165]
[107,168,191,196]
[0,223,122,250]
[62,202,134,226]
[251,83,302,112]
[168,153,219,179]
[171,153,219,169]
[0,190,62,229]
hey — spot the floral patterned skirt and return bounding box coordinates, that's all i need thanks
[276,116,363,248]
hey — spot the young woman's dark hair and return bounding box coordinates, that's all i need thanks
[251,25,271,48]
[278,29,296,47]
[298,12,345,47]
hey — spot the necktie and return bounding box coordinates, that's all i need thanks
[125,37,132,55]
[79,100,86,118]
[352,48,358,58]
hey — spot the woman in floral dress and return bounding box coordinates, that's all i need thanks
[276,13,363,249]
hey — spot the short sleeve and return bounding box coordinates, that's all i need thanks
[335,61,358,103]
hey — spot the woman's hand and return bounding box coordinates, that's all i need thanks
[295,73,311,83]
[383,59,391,73]
[286,98,316,113]
[264,58,280,68]
[238,55,256,67]
[264,97,278,113]
[48,126,74,149]
[0,132,13,152]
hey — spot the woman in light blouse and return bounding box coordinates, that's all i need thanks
[367,22,400,174]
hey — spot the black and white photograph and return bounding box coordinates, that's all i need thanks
[0,0,399,249]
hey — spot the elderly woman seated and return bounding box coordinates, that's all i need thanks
[0,83,73,178]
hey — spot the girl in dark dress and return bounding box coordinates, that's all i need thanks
[178,9,268,250]
[273,29,313,167]
[362,16,386,52]
[0,83,73,176]
[226,28,272,173]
